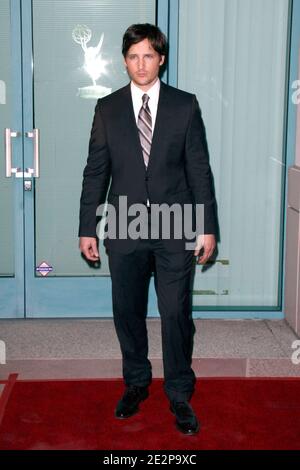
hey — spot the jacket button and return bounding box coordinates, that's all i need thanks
[145,176,149,181]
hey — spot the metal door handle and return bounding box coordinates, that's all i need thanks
[4,128,20,177]
[25,129,40,177]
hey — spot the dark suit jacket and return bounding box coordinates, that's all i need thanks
[78,81,217,253]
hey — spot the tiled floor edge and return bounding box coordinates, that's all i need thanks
[1,357,300,380]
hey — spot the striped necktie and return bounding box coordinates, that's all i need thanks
[137,93,152,168]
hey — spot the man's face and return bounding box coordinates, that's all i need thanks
[124,38,165,91]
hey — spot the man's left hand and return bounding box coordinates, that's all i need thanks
[194,234,216,265]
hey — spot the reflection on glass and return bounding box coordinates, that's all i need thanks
[72,25,111,99]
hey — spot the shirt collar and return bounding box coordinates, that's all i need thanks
[130,78,160,103]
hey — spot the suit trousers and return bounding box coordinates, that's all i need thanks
[107,211,197,403]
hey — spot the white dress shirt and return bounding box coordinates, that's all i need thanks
[130,78,160,131]
[130,79,160,207]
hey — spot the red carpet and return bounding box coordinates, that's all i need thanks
[0,377,300,450]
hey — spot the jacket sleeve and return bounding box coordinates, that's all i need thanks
[78,100,111,238]
[184,95,217,236]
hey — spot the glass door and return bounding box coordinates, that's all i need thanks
[0,0,24,318]
[177,0,291,313]
[22,0,158,317]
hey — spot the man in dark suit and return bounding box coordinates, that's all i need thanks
[79,23,217,435]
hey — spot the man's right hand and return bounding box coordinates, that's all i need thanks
[79,237,100,262]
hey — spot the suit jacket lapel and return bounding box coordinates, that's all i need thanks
[121,83,146,173]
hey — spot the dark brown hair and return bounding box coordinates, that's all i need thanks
[122,23,168,59]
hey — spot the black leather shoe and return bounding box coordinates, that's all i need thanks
[170,401,200,435]
[115,385,149,419]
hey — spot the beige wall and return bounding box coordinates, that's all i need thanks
[296,47,300,167]
[285,48,300,335]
